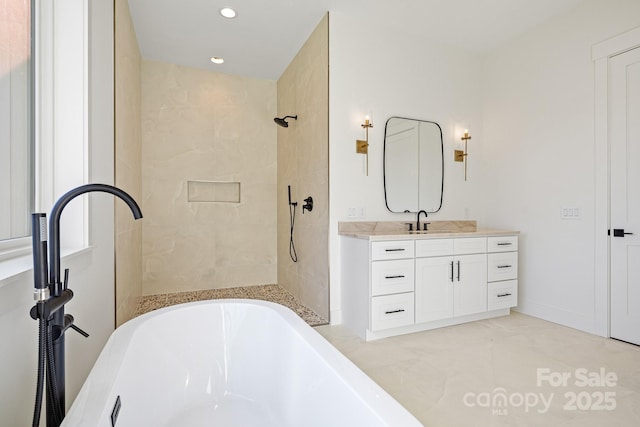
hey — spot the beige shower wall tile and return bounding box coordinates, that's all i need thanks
[298,272,329,320]
[115,162,141,212]
[276,14,329,317]
[297,109,329,175]
[297,222,330,318]
[278,259,300,299]
[213,223,277,267]
[142,222,216,295]
[212,264,278,289]
[142,60,277,295]
[115,225,142,326]
[115,0,143,326]
[298,168,329,219]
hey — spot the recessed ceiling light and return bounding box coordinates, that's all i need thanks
[220,7,236,19]
[210,56,224,64]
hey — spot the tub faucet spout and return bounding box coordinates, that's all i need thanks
[48,184,142,290]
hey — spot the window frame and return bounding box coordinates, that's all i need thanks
[0,0,89,267]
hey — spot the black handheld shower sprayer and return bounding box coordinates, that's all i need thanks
[288,185,296,208]
[287,185,298,263]
[286,185,314,262]
[30,184,142,427]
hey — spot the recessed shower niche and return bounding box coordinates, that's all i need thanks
[187,181,241,204]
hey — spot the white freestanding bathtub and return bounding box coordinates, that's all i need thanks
[62,299,422,427]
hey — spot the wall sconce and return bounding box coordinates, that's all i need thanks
[356,115,373,176]
[454,129,471,181]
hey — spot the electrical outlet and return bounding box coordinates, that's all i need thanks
[359,207,366,218]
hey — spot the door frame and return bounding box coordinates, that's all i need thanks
[593,26,640,337]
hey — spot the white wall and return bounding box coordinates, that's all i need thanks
[0,0,116,424]
[481,0,640,335]
[328,12,485,322]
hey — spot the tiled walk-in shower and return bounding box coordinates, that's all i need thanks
[134,284,328,326]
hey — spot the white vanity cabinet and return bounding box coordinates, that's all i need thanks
[340,231,519,341]
[415,238,487,323]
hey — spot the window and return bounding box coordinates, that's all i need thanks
[0,0,34,243]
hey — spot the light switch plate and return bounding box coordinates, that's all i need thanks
[561,207,581,220]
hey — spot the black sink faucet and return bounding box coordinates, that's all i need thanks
[416,210,429,231]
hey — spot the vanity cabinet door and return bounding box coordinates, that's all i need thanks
[415,256,454,323]
[453,253,488,317]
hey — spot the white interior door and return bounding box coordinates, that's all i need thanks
[610,46,640,345]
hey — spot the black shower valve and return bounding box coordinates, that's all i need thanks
[302,196,313,214]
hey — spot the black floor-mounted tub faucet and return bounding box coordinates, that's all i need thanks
[30,183,142,427]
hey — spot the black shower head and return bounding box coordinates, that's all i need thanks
[274,115,298,128]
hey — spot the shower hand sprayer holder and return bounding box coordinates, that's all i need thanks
[30,184,143,427]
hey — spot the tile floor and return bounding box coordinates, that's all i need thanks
[134,284,328,326]
[316,312,640,427]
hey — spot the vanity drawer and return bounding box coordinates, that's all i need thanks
[371,259,415,296]
[371,292,415,331]
[488,252,518,282]
[371,240,414,260]
[488,280,518,310]
[453,237,487,255]
[488,236,518,253]
[415,238,453,257]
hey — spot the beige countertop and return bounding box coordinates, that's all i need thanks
[339,228,519,241]
[338,221,519,241]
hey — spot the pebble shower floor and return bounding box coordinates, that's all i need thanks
[134,284,327,326]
